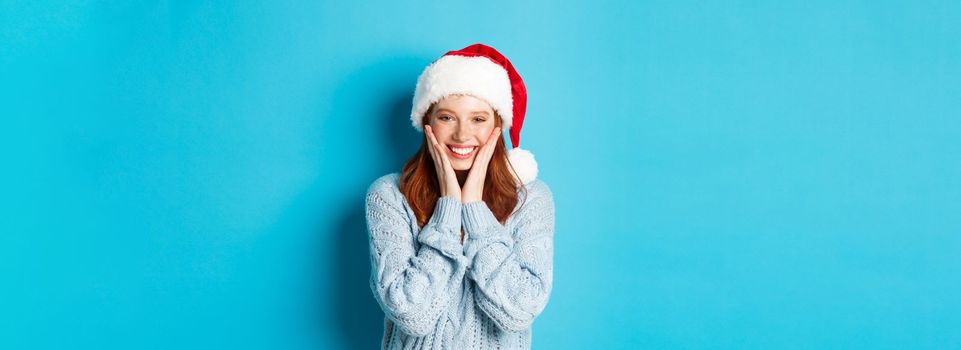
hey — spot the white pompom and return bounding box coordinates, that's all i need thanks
[507,147,538,185]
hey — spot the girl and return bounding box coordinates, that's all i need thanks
[365,44,554,349]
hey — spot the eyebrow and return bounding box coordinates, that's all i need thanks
[436,108,491,116]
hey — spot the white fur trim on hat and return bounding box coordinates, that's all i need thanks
[410,55,514,130]
[507,147,538,185]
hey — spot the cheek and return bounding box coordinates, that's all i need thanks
[477,125,496,139]
[429,123,451,138]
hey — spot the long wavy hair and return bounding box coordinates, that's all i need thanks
[400,104,527,228]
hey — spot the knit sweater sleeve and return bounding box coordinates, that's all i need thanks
[462,181,555,332]
[365,178,469,337]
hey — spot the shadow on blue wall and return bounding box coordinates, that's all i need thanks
[321,55,427,348]
[331,205,383,349]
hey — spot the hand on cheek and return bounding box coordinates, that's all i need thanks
[462,127,501,203]
[425,125,462,201]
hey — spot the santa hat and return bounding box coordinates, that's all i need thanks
[410,43,538,185]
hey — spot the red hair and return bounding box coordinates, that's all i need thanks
[400,105,526,228]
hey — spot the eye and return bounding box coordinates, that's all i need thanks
[473,117,487,122]
[438,114,453,121]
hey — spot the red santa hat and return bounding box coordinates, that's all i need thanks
[410,43,538,185]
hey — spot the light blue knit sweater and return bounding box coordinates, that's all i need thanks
[365,173,555,349]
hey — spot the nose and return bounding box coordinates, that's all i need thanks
[453,122,471,141]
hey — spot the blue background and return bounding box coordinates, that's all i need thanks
[3,1,959,349]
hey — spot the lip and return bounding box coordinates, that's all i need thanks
[446,144,477,159]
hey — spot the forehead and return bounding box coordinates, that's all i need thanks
[434,94,493,112]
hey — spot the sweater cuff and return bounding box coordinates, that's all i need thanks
[427,196,462,229]
[417,196,464,258]
[462,201,506,238]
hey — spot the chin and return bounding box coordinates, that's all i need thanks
[452,160,474,171]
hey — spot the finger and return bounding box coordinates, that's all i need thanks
[438,144,457,176]
[427,126,452,169]
[478,127,498,159]
[428,126,448,160]
[426,125,439,147]
[426,127,446,176]
[424,127,433,158]
[427,127,459,186]
[427,126,446,165]
[489,127,501,144]
[485,127,501,155]
[427,127,459,196]
[425,126,434,149]
[477,127,501,166]
[426,126,440,153]
[467,127,499,178]
[424,127,437,164]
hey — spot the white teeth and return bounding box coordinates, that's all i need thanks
[450,146,475,155]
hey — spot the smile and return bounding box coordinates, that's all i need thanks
[446,145,477,159]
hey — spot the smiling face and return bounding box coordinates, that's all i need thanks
[426,94,499,171]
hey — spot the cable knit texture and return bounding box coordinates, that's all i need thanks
[365,173,555,349]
